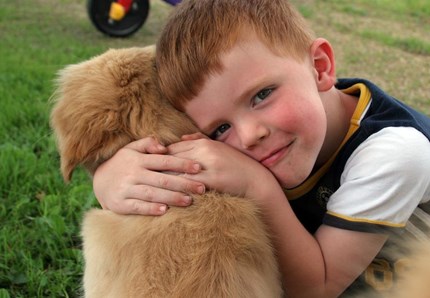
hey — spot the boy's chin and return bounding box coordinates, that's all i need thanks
[278,176,306,190]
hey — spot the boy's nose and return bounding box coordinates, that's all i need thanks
[238,121,269,149]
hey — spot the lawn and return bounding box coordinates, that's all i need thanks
[0,0,429,297]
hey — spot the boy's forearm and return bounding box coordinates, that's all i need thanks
[256,184,337,297]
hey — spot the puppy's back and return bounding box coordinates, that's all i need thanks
[82,192,283,298]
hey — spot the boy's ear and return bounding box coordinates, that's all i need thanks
[310,38,336,92]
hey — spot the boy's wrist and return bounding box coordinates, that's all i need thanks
[245,169,284,206]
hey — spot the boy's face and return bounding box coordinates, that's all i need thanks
[184,38,328,188]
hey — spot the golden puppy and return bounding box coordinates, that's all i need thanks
[50,46,283,298]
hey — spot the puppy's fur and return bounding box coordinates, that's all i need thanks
[50,46,283,298]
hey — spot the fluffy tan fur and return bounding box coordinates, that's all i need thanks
[50,46,283,298]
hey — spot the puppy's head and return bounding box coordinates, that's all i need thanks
[50,46,198,181]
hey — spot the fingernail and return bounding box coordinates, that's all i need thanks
[197,185,205,194]
[193,163,200,172]
[159,205,167,214]
[183,195,192,205]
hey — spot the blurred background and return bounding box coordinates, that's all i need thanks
[0,0,429,297]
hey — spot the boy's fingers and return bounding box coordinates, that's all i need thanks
[123,139,202,174]
[131,174,205,198]
[125,137,166,154]
[116,187,200,216]
[129,201,169,216]
[110,199,168,216]
[142,155,201,174]
[181,132,208,141]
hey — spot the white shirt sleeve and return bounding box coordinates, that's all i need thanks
[327,127,430,227]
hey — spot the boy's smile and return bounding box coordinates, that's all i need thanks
[184,37,331,188]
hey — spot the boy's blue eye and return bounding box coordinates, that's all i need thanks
[253,88,272,106]
[210,123,231,140]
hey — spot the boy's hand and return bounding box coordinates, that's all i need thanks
[92,137,206,216]
[168,134,279,203]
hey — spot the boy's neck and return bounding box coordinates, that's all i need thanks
[315,87,358,169]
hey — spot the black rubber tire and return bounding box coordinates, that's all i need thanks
[87,0,150,37]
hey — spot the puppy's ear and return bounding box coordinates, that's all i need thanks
[50,47,157,181]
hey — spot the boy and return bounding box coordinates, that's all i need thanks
[93,0,430,296]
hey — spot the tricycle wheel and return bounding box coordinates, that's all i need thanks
[87,0,150,37]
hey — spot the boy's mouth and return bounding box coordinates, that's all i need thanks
[260,140,294,167]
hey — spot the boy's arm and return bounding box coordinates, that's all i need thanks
[244,172,387,297]
[169,137,387,297]
[265,195,387,297]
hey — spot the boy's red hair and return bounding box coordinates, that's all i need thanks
[156,0,315,110]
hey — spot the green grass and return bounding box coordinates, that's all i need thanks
[360,30,430,55]
[0,0,429,297]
